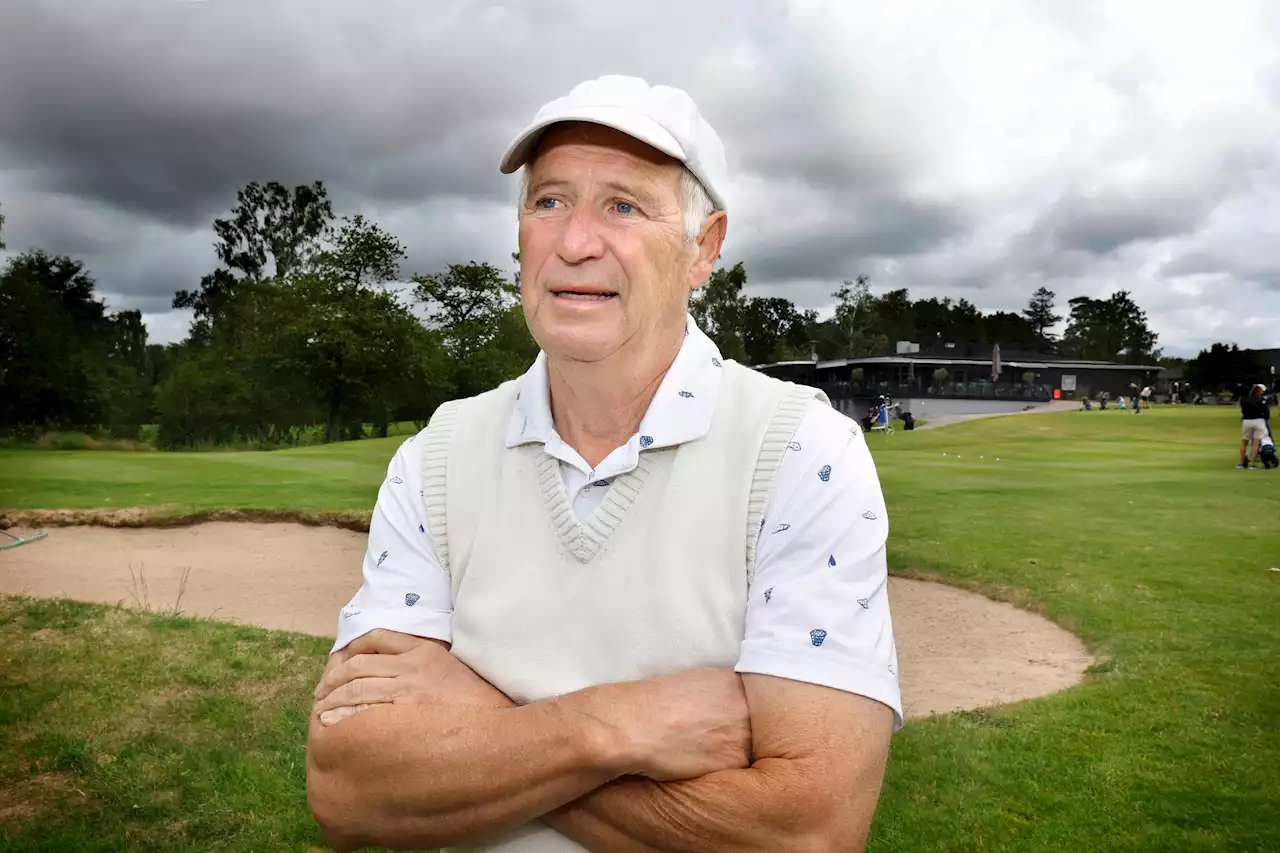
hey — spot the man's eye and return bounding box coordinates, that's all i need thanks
[614,201,635,215]
[536,197,559,210]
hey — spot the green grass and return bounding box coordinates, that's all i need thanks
[0,598,334,852]
[0,436,405,512]
[0,421,422,454]
[2,405,1278,852]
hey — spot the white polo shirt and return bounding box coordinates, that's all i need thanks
[335,315,903,726]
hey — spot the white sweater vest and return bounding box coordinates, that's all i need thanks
[420,362,822,853]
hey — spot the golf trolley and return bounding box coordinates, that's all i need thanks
[868,397,900,435]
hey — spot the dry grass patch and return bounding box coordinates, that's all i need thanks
[0,770,87,823]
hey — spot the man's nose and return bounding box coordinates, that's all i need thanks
[556,204,606,264]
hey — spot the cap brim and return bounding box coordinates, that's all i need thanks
[499,105,687,174]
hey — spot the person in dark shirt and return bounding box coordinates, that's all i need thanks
[1239,384,1269,468]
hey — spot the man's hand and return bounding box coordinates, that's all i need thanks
[314,630,512,726]
[613,667,753,781]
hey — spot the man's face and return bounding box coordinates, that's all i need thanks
[517,122,723,364]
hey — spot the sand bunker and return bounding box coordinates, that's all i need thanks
[0,521,1092,720]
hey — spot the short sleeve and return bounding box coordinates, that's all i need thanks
[331,431,454,654]
[734,400,904,730]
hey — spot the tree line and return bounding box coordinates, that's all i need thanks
[2,183,538,449]
[9,179,1252,451]
[689,265,1162,368]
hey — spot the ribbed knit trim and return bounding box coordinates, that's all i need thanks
[420,399,461,577]
[745,384,818,585]
[539,449,657,564]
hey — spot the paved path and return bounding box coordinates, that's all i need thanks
[916,400,1081,431]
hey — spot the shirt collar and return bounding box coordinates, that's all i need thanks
[505,313,725,453]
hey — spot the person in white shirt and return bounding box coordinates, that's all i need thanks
[307,75,900,853]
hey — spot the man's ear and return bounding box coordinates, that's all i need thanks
[689,211,728,291]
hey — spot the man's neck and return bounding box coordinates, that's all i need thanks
[547,331,684,469]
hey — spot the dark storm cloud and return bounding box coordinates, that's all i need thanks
[742,194,969,282]
[0,0,533,226]
[1026,190,1215,255]
[0,0,1277,350]
[0,0,746,224]
[1162,251,1280,291]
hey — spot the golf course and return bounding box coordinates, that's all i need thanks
[2,405,1277,852]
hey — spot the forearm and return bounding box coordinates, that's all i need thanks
[307,690,628,851]
[544,759,833,853]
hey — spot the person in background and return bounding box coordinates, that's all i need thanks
[1239,384,1269,469]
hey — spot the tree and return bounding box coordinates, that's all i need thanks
[1023,287,1061,348]
[829,275,886,358]
[213,180,333,280]
[870,288,913,345]
[1183,343,1266,396]
[688,262,748,363]
[1061,291,1159,363]
[164,187,444,446]
[314,214,407,288]
[739,296,813,365]
[174,181,336,320]
[413,261,518,344]
[276,274,435,442]
[0,201,6,250]
[0,250,151,436]
[980,311,1039,350]
[412,261,534,399]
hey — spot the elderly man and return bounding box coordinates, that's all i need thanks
[306,75,902,853]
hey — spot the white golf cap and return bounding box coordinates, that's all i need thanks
[499,74,729,211]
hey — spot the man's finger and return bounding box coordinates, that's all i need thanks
[320,703,376,727]
[314,648,352,699]
[315,675,400,717]
[316,652,407,702]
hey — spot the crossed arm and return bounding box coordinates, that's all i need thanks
[540,676,893,853]
[306,632,893,853]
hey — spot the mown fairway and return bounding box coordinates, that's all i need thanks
[2,405,1277,852]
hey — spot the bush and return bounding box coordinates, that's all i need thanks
[0,431,156,451]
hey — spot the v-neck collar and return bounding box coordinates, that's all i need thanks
[504,313,725,479]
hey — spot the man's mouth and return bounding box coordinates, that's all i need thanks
[552,288,617,301]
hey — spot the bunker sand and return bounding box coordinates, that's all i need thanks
[0,521,1092,720]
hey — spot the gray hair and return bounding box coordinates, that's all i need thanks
[519,165,718,243]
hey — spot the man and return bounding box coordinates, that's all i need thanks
[1239,384,1270,469]
[306,75,901,853]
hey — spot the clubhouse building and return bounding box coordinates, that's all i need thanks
[754,341,1161,420]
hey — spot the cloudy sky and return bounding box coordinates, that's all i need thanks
[1,0,1278,355]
